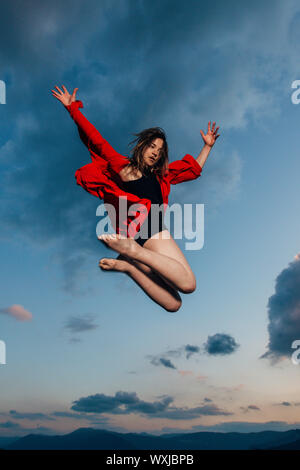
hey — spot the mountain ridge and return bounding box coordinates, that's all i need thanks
[3,427,300,450]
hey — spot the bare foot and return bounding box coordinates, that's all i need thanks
[99,257,129,272]
[98,233,140,257]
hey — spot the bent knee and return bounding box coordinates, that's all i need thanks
[165,299,182,312]
[181,276,196,294]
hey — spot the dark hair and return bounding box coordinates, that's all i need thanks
[128,127,169,178]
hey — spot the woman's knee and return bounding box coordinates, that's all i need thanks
[181,274,196,294]
[165,298,182,312]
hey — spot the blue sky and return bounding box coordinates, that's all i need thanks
[0,0,300,436]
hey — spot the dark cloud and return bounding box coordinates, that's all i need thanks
[240,405,261,413]
[71,391,172,415]
[148,343,201,369]
[190,420,300,434]
[51,411,91,420]
[0,420,21,429]
[163,348,183,359]
[1,409,112,426]
[71,391,232,420]
[126,397,174,416]
[150,357,177,370]
[149,336,238,369]
[260,254,300,364]
[63,314,99,333]
[185,344,200,359]
[9,410,56,421]
[159,358,176,370]
[203,333,240,355]
[156,404,233,420]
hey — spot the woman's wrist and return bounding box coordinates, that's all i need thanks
[196,144,212,168]
[203,143,212,151]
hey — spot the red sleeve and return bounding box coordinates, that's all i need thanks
[167,154,202,185]
[65,100,130,173]
[74,162,106,199]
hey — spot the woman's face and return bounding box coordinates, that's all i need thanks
[142,138,164,167]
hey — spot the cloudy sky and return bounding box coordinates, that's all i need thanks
[0,0,300,437]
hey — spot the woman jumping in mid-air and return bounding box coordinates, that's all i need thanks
[51,85,220,312]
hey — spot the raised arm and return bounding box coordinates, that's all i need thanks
[197,121,220,168]
[51,85,129,173]
[168,121,220,185]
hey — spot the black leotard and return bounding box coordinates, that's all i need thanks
[122,172,167,246]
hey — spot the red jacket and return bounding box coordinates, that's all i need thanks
[66,100,202,237]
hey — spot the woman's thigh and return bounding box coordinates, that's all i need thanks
[143,230,195,277]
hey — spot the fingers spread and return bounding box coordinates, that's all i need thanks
[51,90,61,100]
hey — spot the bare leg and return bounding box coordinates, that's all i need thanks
[118,254,178,292]
[98,231,196,294]
[99,256,182,312]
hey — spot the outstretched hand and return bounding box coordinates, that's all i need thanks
[51,85,78,107]
[200,121,220,147]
